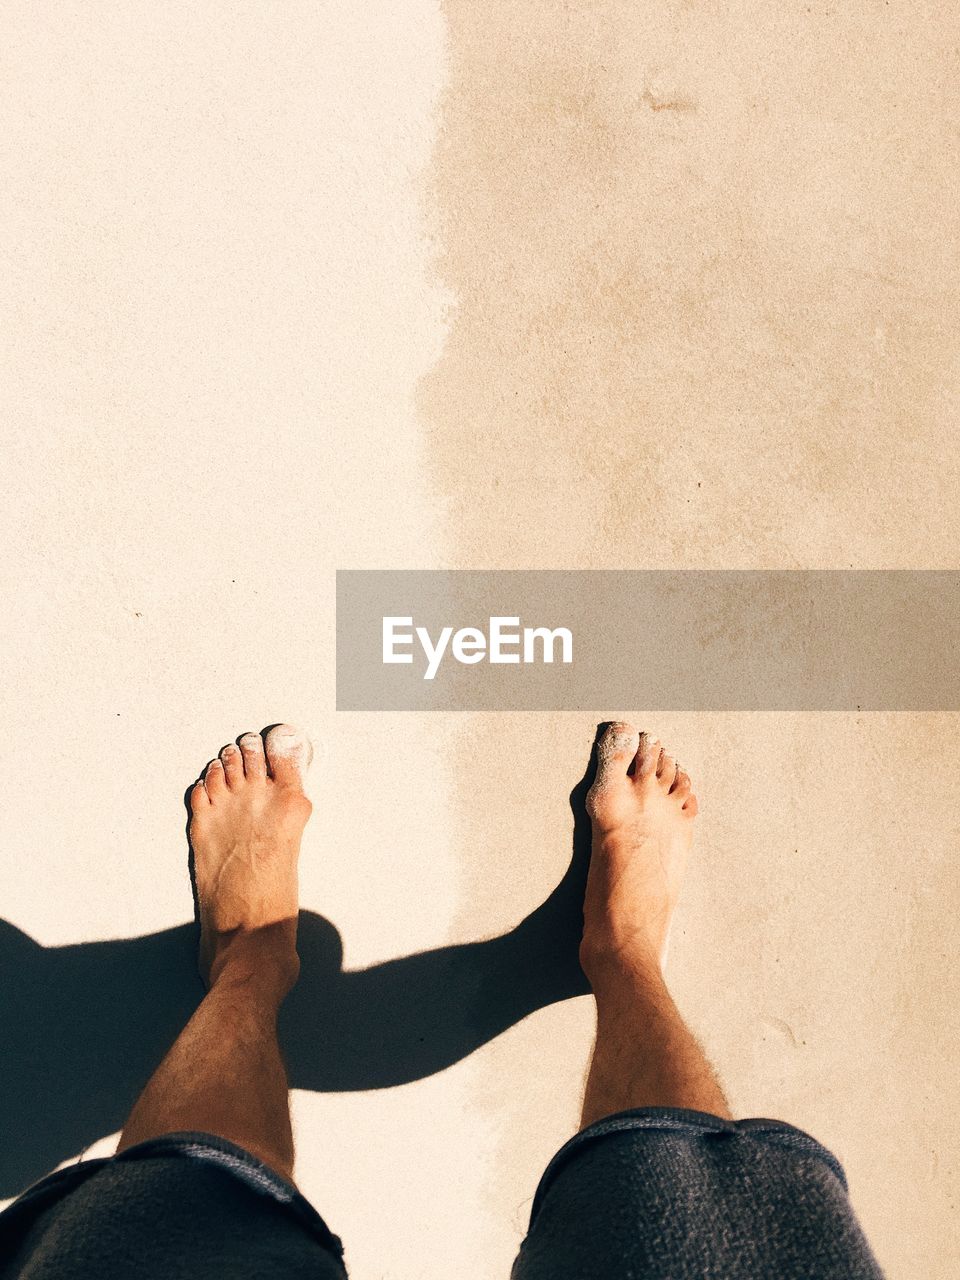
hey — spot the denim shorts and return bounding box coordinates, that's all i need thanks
[0,1108,884,1279]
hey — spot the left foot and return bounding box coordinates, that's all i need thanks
[189,725,313,992]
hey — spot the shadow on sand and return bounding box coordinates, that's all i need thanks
[0,733,606,1197]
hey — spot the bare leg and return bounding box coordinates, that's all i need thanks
[578,723,730,1129]
[118,725,314,1183]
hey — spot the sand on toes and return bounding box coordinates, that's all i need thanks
[189,724,314,991]
[581,721,697,979]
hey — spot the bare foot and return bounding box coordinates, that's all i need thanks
[580,722,697,984]
[189,725,313,993]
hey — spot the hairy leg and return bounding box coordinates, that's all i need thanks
[117,725,313,1182]
[578,723,729,1129]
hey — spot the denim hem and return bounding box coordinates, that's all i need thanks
[0,1130,345,1264]
[529,1106,848,1226]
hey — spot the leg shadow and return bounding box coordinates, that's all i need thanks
[0,731,603,1198]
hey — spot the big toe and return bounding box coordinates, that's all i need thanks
[590,722,641,790]
[593,721,640,778]
[265,724,313,789]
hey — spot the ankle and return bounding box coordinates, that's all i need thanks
[205,925,301,1000]
[579,929,664,998]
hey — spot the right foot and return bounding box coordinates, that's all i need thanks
[189,725,313,993]
[580,722,697,982]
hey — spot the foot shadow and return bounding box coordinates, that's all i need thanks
[0,730,606,1197]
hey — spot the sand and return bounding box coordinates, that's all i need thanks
[1,3,958,1277]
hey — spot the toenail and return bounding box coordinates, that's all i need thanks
[598,726,639,756]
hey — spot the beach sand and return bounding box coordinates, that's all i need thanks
[1,3,958,1276]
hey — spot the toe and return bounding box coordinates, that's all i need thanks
[672,768,692,799]
[682,792,699,817]
[593,722,641,784]
[264,724,313,789]
[190,779,209,810]
[635,732,662,780]
[238,732,267,780]
[204,758,227,797]
[656,750,678,789]
[220,743,244,788]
